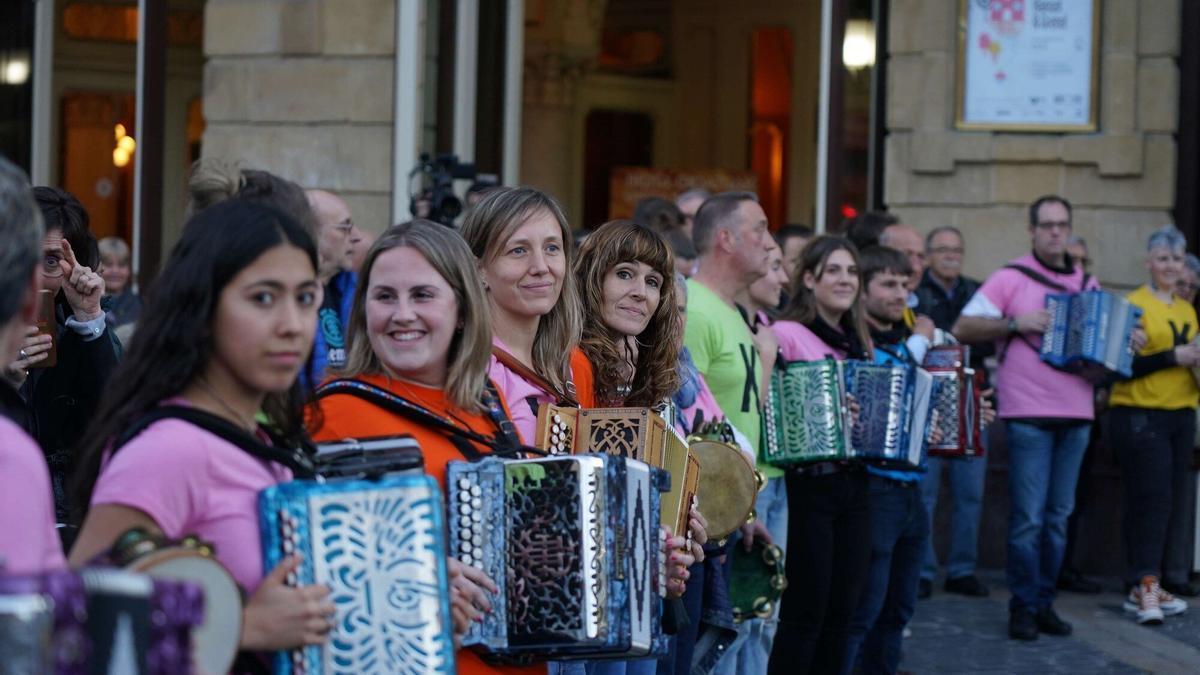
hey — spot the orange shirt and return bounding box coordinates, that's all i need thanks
[569,347,597,408]
[310,373,545,675]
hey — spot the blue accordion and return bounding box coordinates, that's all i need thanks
[1041,290,1141,379]
[446,454,668,661]
[259,471,455,675]
[843,362,934,470]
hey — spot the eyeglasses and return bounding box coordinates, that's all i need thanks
[1076,256,1092,269]
[41,254,64,278]
[1035,220,1071,231]
[929,246,964,256]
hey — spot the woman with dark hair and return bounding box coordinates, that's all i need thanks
[308,219,542,675]
[767,235,873,675]
[69,199,335,654]
[4,187,120,537]
[572,220,701,675]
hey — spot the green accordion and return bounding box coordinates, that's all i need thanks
[763,358,853,466]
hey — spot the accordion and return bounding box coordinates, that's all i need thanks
[1041,290,1141,379]
[924,345,985,458]
[535,405,700,548]
[259,468,456,675]
[764,358,853,466]
[446,454,668,661]
[0,569,203,675]
[843,362,934,470]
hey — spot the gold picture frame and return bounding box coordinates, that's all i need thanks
[955,0,1100,132]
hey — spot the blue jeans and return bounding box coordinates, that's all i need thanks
[844,475,930,675]
[1004,420,1090,612]
[712,476,788,675]
[919,443,988,582]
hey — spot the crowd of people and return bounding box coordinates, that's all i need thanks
[1,150,1198,675]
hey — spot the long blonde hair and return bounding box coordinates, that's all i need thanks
[460,187,582,395]
[339,219,492,412]
[574,220,681,407]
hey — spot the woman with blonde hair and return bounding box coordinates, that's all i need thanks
[460,187,594,444]
[308,219,541,675]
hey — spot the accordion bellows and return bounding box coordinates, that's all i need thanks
[1041,289,1141,378]
[259,474,456,675]
[447,454,668,661]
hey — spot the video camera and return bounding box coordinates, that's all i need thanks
[408,153,480,227]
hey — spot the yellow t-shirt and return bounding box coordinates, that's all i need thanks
[1110,285,1200,410]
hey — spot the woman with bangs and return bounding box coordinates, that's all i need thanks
[307,219,544,675]
[459,187,595,445]
[571,220,707,675]
[767,235,874,675]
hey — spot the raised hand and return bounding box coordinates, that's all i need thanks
[59,239,104,321]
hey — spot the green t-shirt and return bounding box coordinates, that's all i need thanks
[683,280,778,477]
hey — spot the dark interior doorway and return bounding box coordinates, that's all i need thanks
[583,109,653,230]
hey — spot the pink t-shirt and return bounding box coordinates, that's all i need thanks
[91,416,293,592]
[965,253,1099,420]
[676,373,725,437]
[773,320,848,362]
[487,339,546,445]
[0,417,66,574]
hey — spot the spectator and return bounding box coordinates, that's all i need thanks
[634,196,685,233]
[664,227,698,278]
[1108,225,1200,625]
[880,222,935,334]
[6,187,121,536]
[845,210,897,252]
[914,225,994,600]
[676,187,711,239]
[347,224,377,274]
[0,155,65,574]
[953,195,1103,641]
[305,189,357,384]
[776,224,814,280]
[1067,235,1091,274]
[186,159,320,238]
[97,236,142,330]
[1178,254,1200,303]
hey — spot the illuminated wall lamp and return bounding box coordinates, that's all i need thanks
[113,124,136,167]
[842,19,876,70]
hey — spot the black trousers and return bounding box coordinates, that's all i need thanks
[1110,406,1196,584]
[769,468,871,675]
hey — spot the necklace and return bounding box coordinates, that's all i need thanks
[194,376,259,434]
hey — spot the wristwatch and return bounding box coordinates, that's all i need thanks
[1007,317,1018,334]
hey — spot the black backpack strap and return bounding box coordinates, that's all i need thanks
[112,406,317,479]
[1003,264,1070,293]
[316,379,532,461]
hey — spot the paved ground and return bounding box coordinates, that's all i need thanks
[901,572,1200,674]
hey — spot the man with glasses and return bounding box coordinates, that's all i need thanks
[953,195,1104,641]
[914,226,995,600]
[305,189,358,385]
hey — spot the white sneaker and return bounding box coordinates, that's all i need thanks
[1123,577,1165,625]
[1157,585,1187,617]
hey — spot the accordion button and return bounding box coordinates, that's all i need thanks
[460,515,471,527]
[471,511,482,523]
[471,497,482,509]
[458,490,471,502]
[553,414,562,423]
[459,503,471,515]
[471,485,482,497]
[472,534,483,547]
[460,541,472,553]
[283,540,294,553]
[461,554,474,566]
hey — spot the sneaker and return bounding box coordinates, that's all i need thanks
[1034,607,1072,636]
[1008,608,1038,641]
[917,578,932,600]
[944,575,990,597]
[1157,585,1188,617]
[1122,576,1165,625]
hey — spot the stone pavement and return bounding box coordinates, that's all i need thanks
[900,573,1200,674]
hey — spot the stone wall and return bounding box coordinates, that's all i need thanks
[886,0,1180,289]
[202,0,396,232]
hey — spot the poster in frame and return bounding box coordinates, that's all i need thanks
[955,0,1100,132]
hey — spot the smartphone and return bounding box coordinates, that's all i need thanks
[30,289,56,369]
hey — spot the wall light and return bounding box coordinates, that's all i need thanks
[1,56,31,85]
[842,19,876,70]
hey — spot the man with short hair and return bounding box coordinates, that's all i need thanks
[0,156,66,574]
[914,226,994,599]
[953,195,1101,641]
[775,224,814,280]
[686,191,777,675]
[676,187,711,239]
[305,189,357,384]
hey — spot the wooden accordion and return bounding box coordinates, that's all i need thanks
[259,464,456,674]
[1041,289,1141,379]
[446,454,668,661]
[535,405,700,548]
[924,345,985,458]
[764,358,853,466]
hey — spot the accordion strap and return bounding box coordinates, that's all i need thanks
[491,346,579,407]
[997,264,1094,364]
[316,379,529,461]
[112,406,318,479]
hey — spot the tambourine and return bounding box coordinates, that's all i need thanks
[686,438,759,541]
[729,540,788,623]
[109,528,242,675]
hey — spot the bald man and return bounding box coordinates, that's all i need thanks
[305,189,357,384]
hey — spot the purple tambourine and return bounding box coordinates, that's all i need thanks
[0,571,90,675]
[148,577,205,675]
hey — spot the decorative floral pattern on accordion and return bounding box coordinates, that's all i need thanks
[766,359,850,465]
[845,363,910,457]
